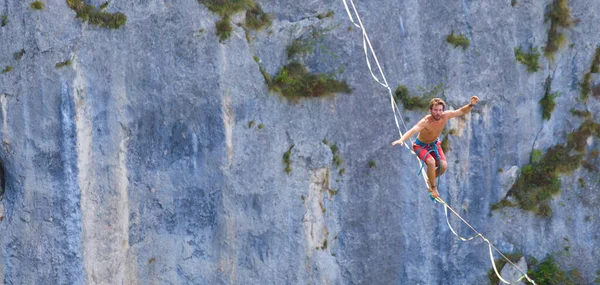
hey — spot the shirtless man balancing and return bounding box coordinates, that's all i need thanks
[392,96,479,198]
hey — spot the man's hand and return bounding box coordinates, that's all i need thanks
[391,139,403,146]
[470,96,479,106]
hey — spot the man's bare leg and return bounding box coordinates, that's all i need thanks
[425,158,440,198]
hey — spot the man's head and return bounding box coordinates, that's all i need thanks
[429,98,446,121]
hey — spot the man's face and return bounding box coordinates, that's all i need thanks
[430,104,444,121]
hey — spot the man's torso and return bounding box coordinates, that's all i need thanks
[416,114,450,143]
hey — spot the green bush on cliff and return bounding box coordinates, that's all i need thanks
[265,62,351,98]
[515,47,540,72]
[446,31,469,50]
[544,0,574,58]
[66,0,126,29]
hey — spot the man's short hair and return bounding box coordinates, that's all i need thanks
[429,98,446,110]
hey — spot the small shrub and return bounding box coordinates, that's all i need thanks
[317,11,334,19]
[514,47,541,72]
[570,108,591,119]
[446,31,469,50]
[31,1,44,10]
[268,62,351,98]
[567,120,600,152]
[215,16,232,42]
[368,160,376,169]
[248,120,255,128]
[540,91,559,120]
[338,168,345,176]
[580,47,600,100]
[66,0,127,29]
[333,155,342,168]
[1,66,12,74]
[245,3,271,30]
[394,85,430,110]
[1,15,7,27]
[253,56,259,63]
[199,0,251,17]
[540,76,559,121]
[527,256,584,285]
[14,49,25,61]
[257,123,264,129]
[287,38,314,59]
[55,59,72,68]
[283,144,294,174]
[544,0,574,58]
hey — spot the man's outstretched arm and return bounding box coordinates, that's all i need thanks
[392,120,425,146]
[446,96,479,118]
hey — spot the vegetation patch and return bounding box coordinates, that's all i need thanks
[215,16,233,42]
[1,66,12,74]
[446,31,469,50]
[264,61,351,98]
[368,160,376,169]
[199,0,272,41]
[514,46,541,72]
[544,0,575,58]
[31,1,44,10]
[394,85,429,110]
[287,38,314,59]
[317,11,334,19]
[1,15,8,27]
[55,59,72,68]
[540,76,559,120]
[493,119,600,217]
[245,4,271,30]
[283,144,294,174]
[526,256,584,285]
[14,49,25,61]
[66,0,127,29]
[580,47,600,101]
[570,108,591,119]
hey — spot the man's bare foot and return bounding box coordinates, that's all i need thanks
[429,185,440,198]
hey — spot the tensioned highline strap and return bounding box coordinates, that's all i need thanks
[342,1,537,284]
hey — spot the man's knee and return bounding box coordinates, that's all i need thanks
[441,160,448,171]
[425,157,436,168]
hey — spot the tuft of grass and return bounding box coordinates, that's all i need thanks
[267,61,351,98]
[55,59,72,68]
[66,0,127,29]
[570,108,591,119]
[580,47,600,100]
[368,160,376,169]
[394,85,430,110]
[283,144,294,174]
[148,257,156,264]
[567,119,600,152]
[14,49,25,61]
[540,76,559,120]
[526,256,584,285]
[253,55,259,63]
[257,123,264,129]
[287,38,314,59]
[544,0,574,58]
[317,11,334,19]
[1,15,8,27]
[31,1,44,10]
[248,120,255,128]
[245,3,271,30]
[1,66,12,74]
[338,168,345,176]
[446,31,469,50]
[515,47,541,72]
[215,16,232,42]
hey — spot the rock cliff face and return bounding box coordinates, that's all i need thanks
[0,0,598,284]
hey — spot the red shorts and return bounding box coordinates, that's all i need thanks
[413,140,446,166]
